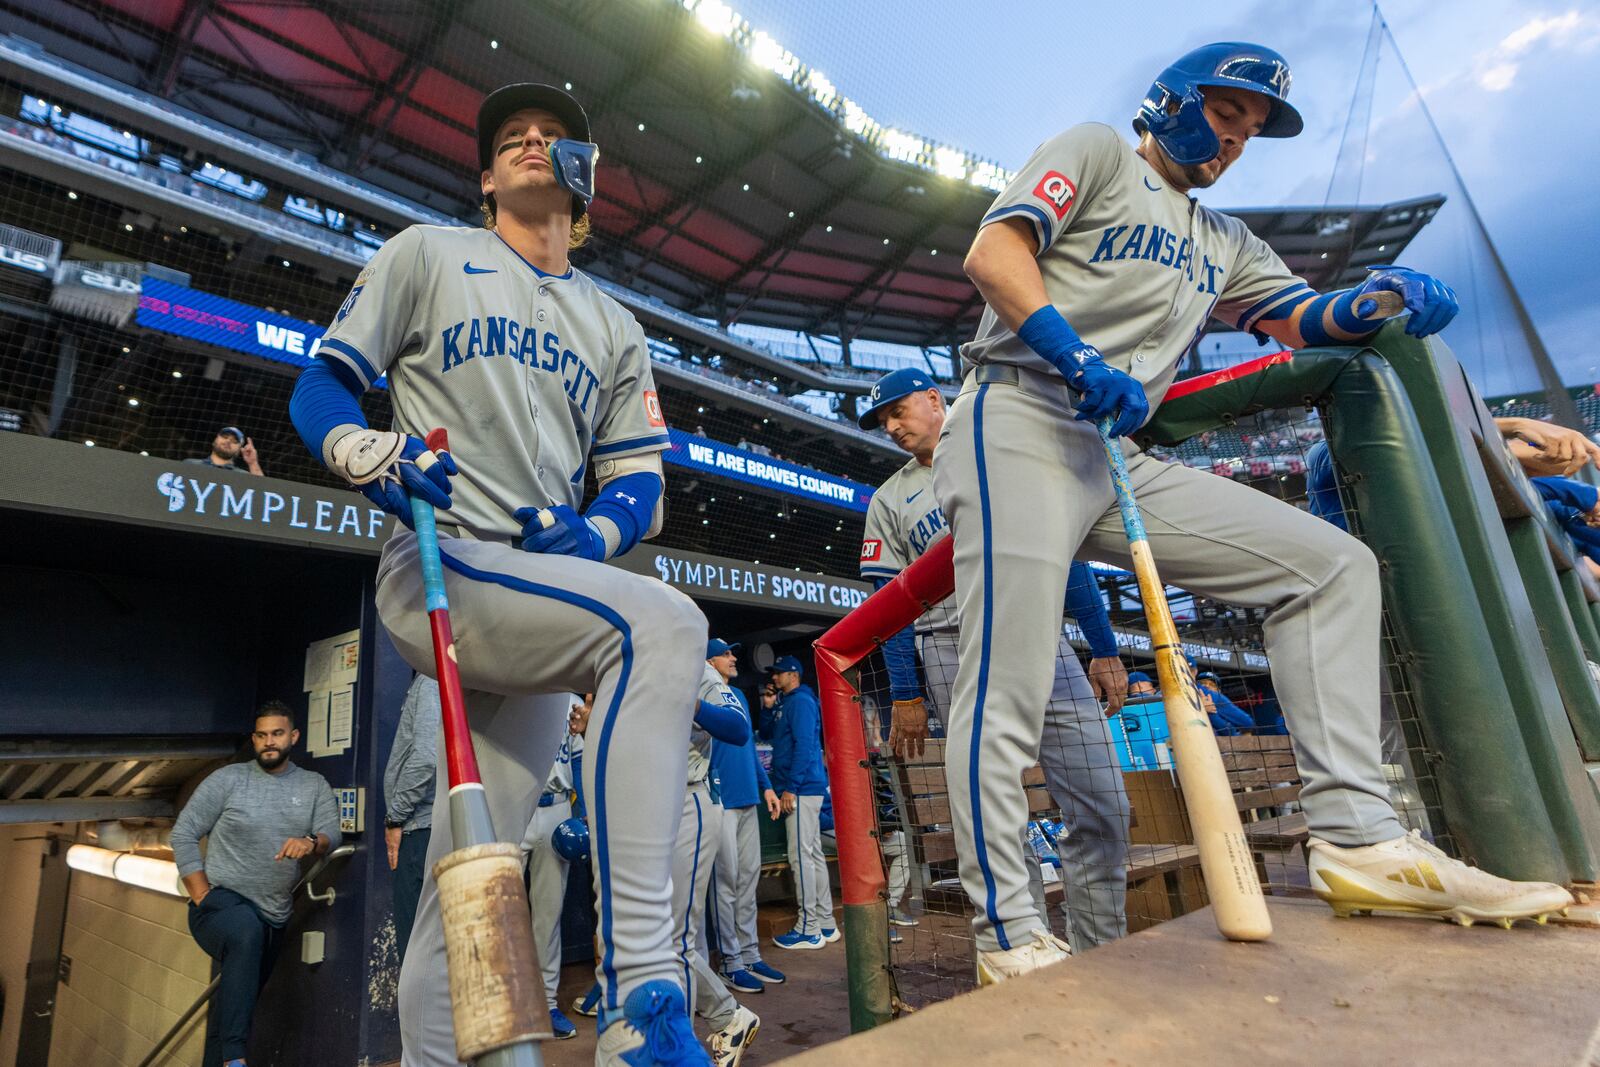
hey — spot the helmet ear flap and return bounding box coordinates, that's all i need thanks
[1136,82,1219,167]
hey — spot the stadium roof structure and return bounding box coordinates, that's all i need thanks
[4,0,1442,350]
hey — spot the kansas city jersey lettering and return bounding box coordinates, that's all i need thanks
[908,502,947,556]
[438,316,602,412]
[962,122,1309,409]
[860,457,957,633]
[1087,225,1226,294]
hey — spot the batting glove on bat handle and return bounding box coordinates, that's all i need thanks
[331,429,456,528]
[1071,351,1150,440]
[1356,264,1459,338]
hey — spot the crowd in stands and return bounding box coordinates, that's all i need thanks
[2,118,381,266]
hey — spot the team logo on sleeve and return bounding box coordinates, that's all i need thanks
[644,390,665,428]
[1033,171,1077,220]
[860,539,882,562]
[335,284,364,324]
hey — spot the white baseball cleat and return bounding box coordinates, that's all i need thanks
[974,928,1072,986]
[709,1004,760,1067]
[1309,829,1574,928]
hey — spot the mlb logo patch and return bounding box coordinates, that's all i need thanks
[860,539,882,562]
[1032,171,1077,220]
[644,390,665,427]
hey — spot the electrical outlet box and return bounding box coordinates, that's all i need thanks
[302,930,325,965]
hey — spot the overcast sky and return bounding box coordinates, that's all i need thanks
[726,0,1600,397]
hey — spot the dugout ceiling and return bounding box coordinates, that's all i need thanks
[1,0,1443,351]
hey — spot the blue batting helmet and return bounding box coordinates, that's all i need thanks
[551,817,590,863]
[858,368,940,430]
[1133,43,1303,166]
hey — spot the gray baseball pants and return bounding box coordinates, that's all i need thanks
[710,804,764,972]
[377,531,706,1064]
[671,782,736,1026]
[520,796,572,1012]
[921,628,1130,949]
[785,795,833,936]
[932,367,1401,953]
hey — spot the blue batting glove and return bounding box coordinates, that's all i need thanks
[358,435,455,529]
[515,504,606,560]
[1068,349,1150,439]
[1355,265,1459,338]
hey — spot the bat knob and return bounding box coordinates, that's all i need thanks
[426,427,450,455]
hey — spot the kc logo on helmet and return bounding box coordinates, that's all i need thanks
[1033,171,1077,221]
[860,539,882,562]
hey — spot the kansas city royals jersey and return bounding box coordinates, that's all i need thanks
[317,225,671,538]
[962,123,1307,410]
[693,662,743,786]
[859,458,956,634]
[544,730,581,795]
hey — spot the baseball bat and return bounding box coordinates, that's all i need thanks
[1356,288,1405,321]
[1096,421,1272,942]
[411,428,549,1067]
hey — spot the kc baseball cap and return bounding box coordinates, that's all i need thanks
[218,426,245,442]
[767,655,804,675]
[707,637,740,658]
[477,83,591,172]
[1127,671,1153,685]
[1196,671,1221,683]
[858,368,938,430]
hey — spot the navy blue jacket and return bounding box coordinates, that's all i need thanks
[1204,688,1256,736]
[709,689,773,809]
[766,684,828,796]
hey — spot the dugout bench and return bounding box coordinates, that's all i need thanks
[889,733,1309,931]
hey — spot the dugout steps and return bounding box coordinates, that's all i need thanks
[775,897,1600,1066]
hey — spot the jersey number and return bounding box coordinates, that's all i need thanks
[1033,171,1077,221]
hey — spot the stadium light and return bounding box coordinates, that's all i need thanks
[66,190,78,200]
[672,0,1012,193]
[841,100,876,139]
[749,31,798,79]
[490,39,499,49]
[691,0,739,37]
[933,145,967,181]
[807,71,839,109]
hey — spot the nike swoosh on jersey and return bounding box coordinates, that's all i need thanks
[463,262,497,275]
[905,489,925,504]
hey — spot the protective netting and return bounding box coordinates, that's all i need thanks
[827,405,1447,1010]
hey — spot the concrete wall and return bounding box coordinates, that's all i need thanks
[47,869,210,1067]
[0,828,48,1067]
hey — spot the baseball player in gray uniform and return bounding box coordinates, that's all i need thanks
[288,83,717,1065]
[858,369,1131,950]
[673,652,761,1065]
[521,729,582,1040]
[936,42,1571,983]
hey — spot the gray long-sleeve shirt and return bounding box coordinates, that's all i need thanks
[383,675,440,832]
[171,760,342,925]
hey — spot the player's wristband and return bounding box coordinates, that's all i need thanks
[1016,305,1094,382]
[1298,289,1372,346]
[584,471,663,560]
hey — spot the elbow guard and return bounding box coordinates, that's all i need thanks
[586,468,664,559]
[595,453,666,540]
